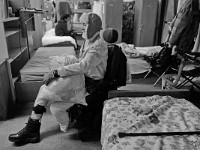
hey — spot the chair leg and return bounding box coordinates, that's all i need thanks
[153,65,171,86]
[153,75,163,86]
[144,70,151,78]
[175,78,189,89]
[176,75,200,90]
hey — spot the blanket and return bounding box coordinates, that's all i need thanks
[101,95,200,150]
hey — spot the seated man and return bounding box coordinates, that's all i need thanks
[9,55,87,143]
[55,14,72,37]
[8,12,108,143]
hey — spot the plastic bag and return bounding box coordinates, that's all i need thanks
[38,55,87,105]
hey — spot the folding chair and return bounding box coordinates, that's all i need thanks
[168,53,200,90]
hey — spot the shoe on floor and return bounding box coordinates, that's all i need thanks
[8,117,41,143]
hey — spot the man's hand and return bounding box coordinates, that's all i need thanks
[43,70,60,86]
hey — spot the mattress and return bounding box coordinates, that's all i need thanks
[101,95,200,150]
[20,47,75,82]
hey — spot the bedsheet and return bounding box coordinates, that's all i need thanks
[20,47,75,82]
[101,95,200,150]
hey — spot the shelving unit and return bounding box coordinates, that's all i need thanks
[0,17,29,101]
[72,8,91,34]
[72,0,92,34]
[73,8,92,14]
[0,59,13,120]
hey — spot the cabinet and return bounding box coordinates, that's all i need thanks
[30,0,45,50]
[133,0,158,46]
[0,59,13,120]
[0,17,29,100]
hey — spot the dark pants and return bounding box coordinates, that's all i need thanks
[84,76,108,114]
[68,76,108,130]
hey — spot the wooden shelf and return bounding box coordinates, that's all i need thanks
[5,28,20,37]
[73,9,91,14]
[0,17,19,22]
[8,46,27,61]
[20,9,47,14]
[72,23,82,34]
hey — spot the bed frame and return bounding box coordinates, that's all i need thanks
[108,89,190,100]
[15,80,43,102]
[15,45,76,102]
[101,89,197,149]
[15,83,191,103]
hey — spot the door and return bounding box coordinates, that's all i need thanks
[103,0,123,43]
[134,0,158,46]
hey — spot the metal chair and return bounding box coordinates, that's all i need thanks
[167,53,200,90]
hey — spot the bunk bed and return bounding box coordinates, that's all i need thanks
[15,29,77,102]
[101,90,200,150]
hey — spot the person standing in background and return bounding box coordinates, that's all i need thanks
[52,0,57,27]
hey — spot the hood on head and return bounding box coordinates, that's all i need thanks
[80,12,102,39]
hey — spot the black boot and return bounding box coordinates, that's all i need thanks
[77,113,95,142]
[8,117,41,143]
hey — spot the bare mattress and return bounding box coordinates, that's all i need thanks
[20,46,75,82]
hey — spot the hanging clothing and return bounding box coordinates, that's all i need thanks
[192,23,200,53]
[168,0,200,54]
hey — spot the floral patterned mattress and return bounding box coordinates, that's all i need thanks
[101,95,200,150]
